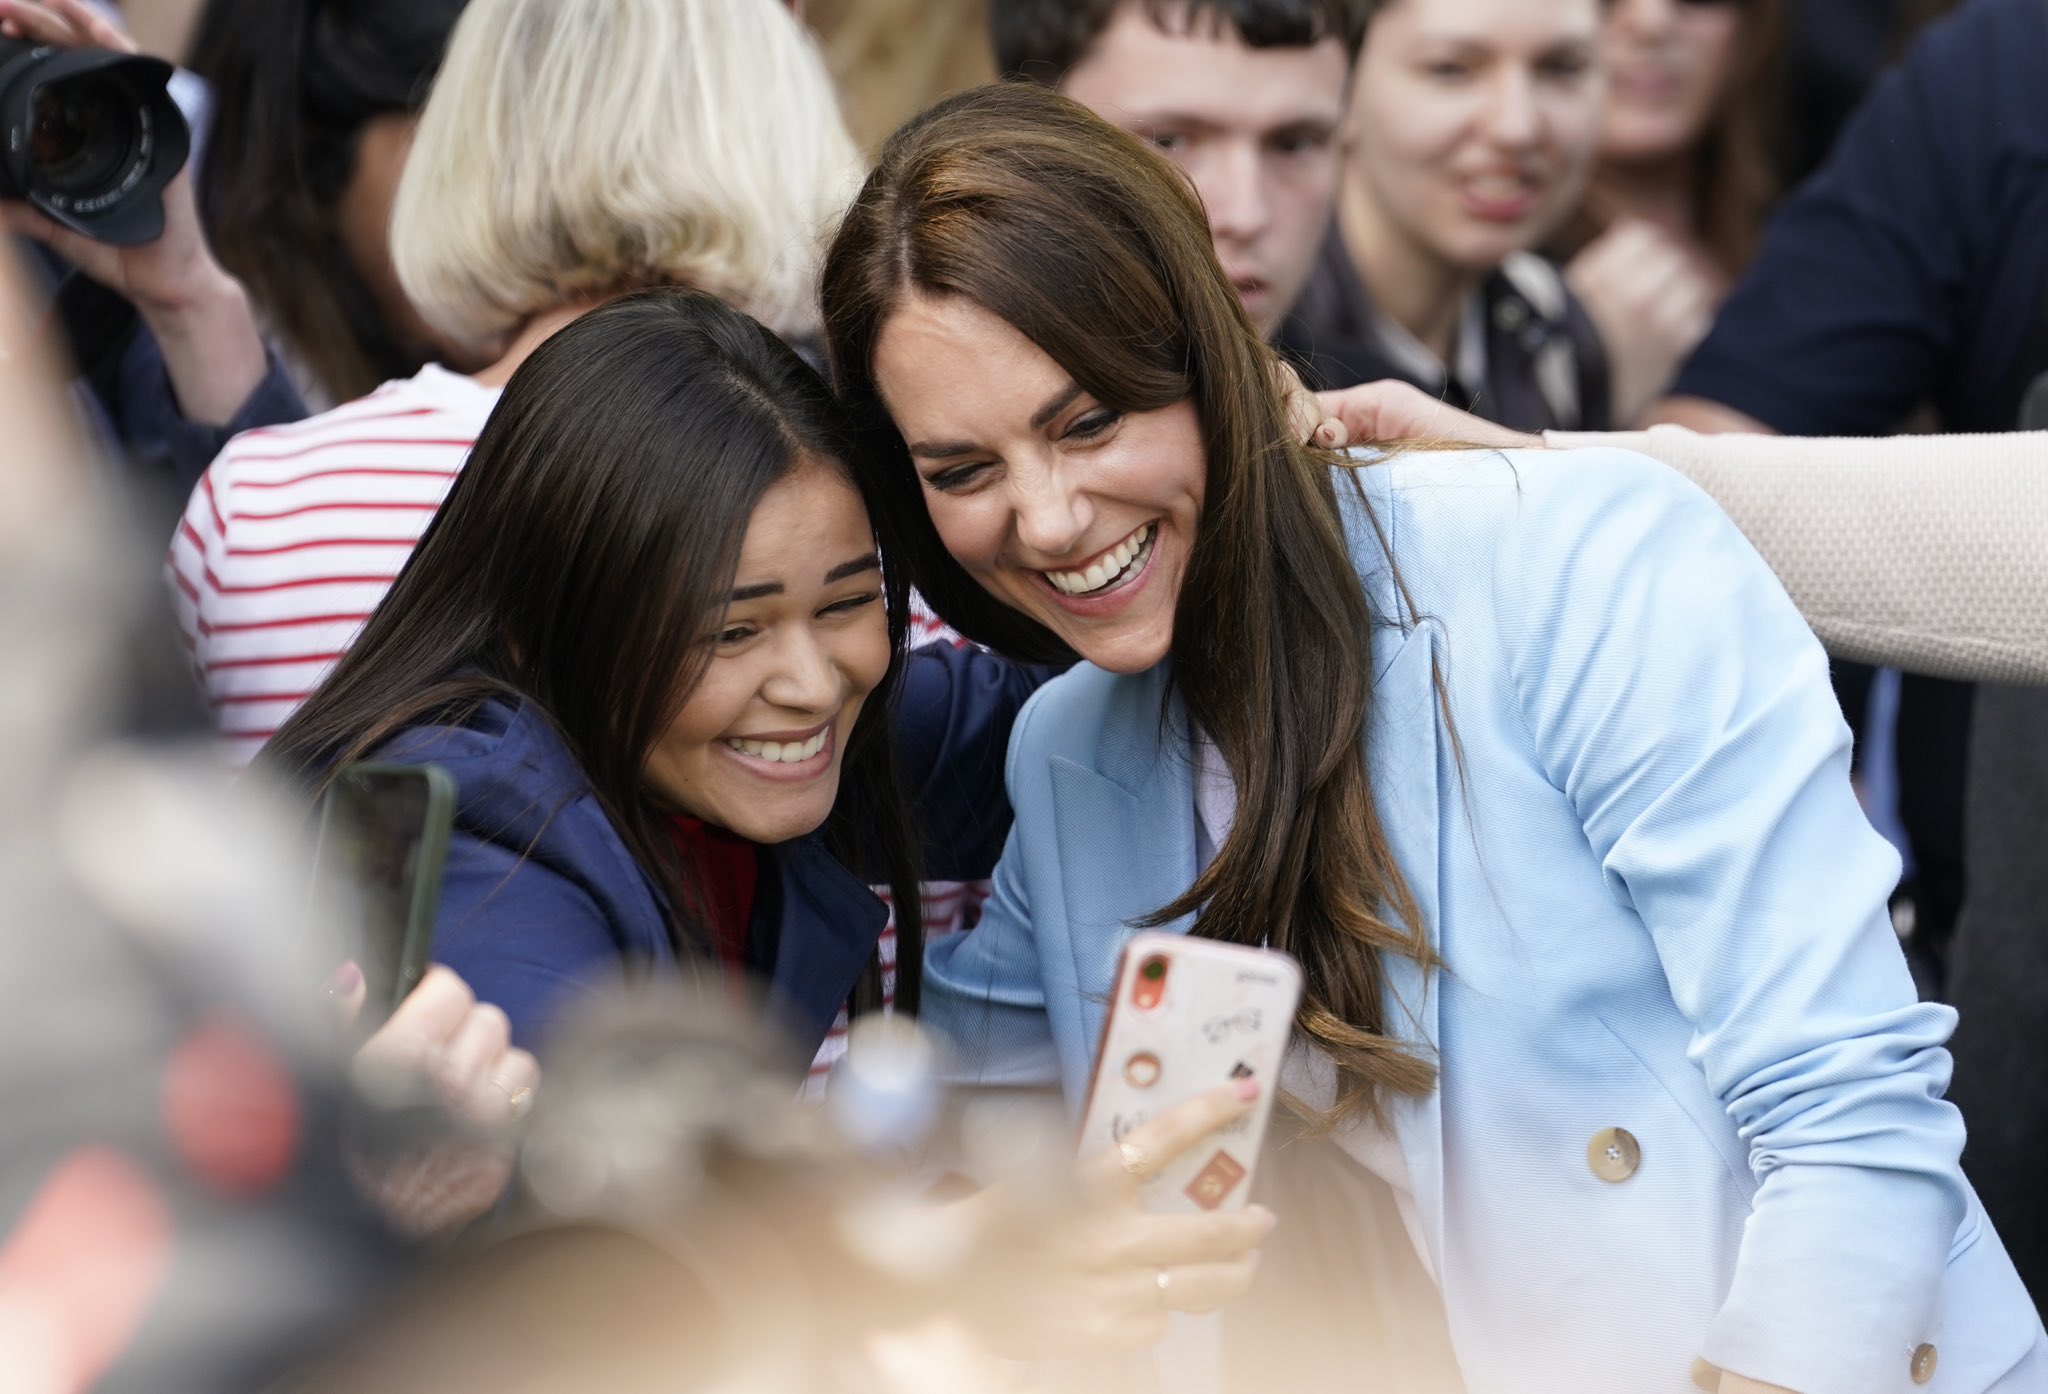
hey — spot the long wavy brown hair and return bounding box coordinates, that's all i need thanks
[821,82,1437,1122]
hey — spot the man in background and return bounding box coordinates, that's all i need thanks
[992,0,1365,374]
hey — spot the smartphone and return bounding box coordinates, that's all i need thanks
[311,762,456,1021]
[1077,932,1303,1213]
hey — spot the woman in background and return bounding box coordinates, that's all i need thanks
[187,0,474,405]
[1288,0,1612,432]
[1561,0,1785,422]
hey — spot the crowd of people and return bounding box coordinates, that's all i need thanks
[6,0,2048,1389]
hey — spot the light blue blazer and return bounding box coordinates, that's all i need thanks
[924,449,2046,1394]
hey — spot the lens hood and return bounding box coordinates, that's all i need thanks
[0,39,190,246]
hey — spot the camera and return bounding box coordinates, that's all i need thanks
[0,37,190,246]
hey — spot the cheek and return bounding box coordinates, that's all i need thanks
[646,675,743,805]
[846,613,893,696]
[1544,94,1607,169]
[1381,108,1472,194]
[1685,24,1743,107]
[926,493,1006,572]
[1276,161,1342,234]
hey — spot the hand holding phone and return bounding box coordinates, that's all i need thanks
[312,763,455,1024]
[1078,932,1302,1215]
[957,1079,1277,1358]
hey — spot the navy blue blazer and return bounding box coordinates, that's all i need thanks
[375,642,1043,1064]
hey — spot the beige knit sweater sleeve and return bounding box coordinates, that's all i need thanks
[1545,427,2048,684]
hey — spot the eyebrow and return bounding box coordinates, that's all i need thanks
[905,381,1085,460]
[726,553,880,602]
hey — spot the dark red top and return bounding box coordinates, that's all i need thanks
[664,815,759,975]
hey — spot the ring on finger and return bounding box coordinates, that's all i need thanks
[1116,1140,1147,1177]
[1154,1268,1173,1307]
[500,1081,535,1119]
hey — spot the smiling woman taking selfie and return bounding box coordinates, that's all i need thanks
[263,289,1276,1361]
[820,82,2047,1392]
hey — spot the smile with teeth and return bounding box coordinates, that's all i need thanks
[724,729,829,764]
[1462,172,1540,200]
[1044,523,1157,597]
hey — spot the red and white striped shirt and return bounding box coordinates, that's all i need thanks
[167,364,503,768]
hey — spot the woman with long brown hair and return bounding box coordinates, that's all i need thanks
[1561,0,1786,422]
[821,82,2044,1390]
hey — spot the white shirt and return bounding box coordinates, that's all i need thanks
[168,364,502,766]
[1190,730,1434,1280]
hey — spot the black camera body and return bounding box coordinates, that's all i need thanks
[0,37,190,246]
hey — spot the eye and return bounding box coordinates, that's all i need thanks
[926,461,991,494]
[1269,128,1331,157]
[1065,409,1122,442]
[716,624,755,647]
[1539,52,1591,81]
[1150,131,1186,155]
[1423,59,1473,82]
[821,591,881,618]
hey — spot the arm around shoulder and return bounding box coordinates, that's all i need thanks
[1543,428,2048,684]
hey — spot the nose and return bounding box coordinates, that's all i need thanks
[1007,457,1094,561]
[1197,141,1271,249]
[1612,0,1678,37]
[760,627,844,717]
[1481,68,1542,151]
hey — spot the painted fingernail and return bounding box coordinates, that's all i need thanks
[1234,1076,1261,1102]
[323,960,363,998]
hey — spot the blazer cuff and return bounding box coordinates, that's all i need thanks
[1703,1162,1959,1394]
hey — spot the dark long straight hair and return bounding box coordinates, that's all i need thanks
[821,83,1435,1123]
[188,0,468,401]
[265,289,923,1013]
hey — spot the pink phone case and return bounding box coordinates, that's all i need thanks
[1077,932,1303,1213]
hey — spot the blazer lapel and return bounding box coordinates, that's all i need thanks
[1047,669,1200,1099]
[1367,621,1448,1276]
[761,837,888,1065]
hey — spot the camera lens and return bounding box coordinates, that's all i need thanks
[29,75,134,196]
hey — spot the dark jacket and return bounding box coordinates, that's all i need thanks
[1279,231,1612,431]
[374,642,1046,1064]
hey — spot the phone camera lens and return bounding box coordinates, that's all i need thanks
[1141,957,1167,982]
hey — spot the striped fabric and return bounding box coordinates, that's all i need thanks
[169,369,995,1078]
[167,365,501,767]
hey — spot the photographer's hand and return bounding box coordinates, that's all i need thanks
[0,0,267,426]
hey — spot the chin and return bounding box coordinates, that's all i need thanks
[1068,626,1174,676]
[728,800,836,846]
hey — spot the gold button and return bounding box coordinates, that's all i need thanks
[1588,1127,1641,1182]
[1911,1343,1938,1384]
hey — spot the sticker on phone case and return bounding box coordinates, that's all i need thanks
[1185,1149,1248,1210]
[1201,1008,1263,1045]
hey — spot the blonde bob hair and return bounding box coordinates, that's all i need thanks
[390,0,863,350]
